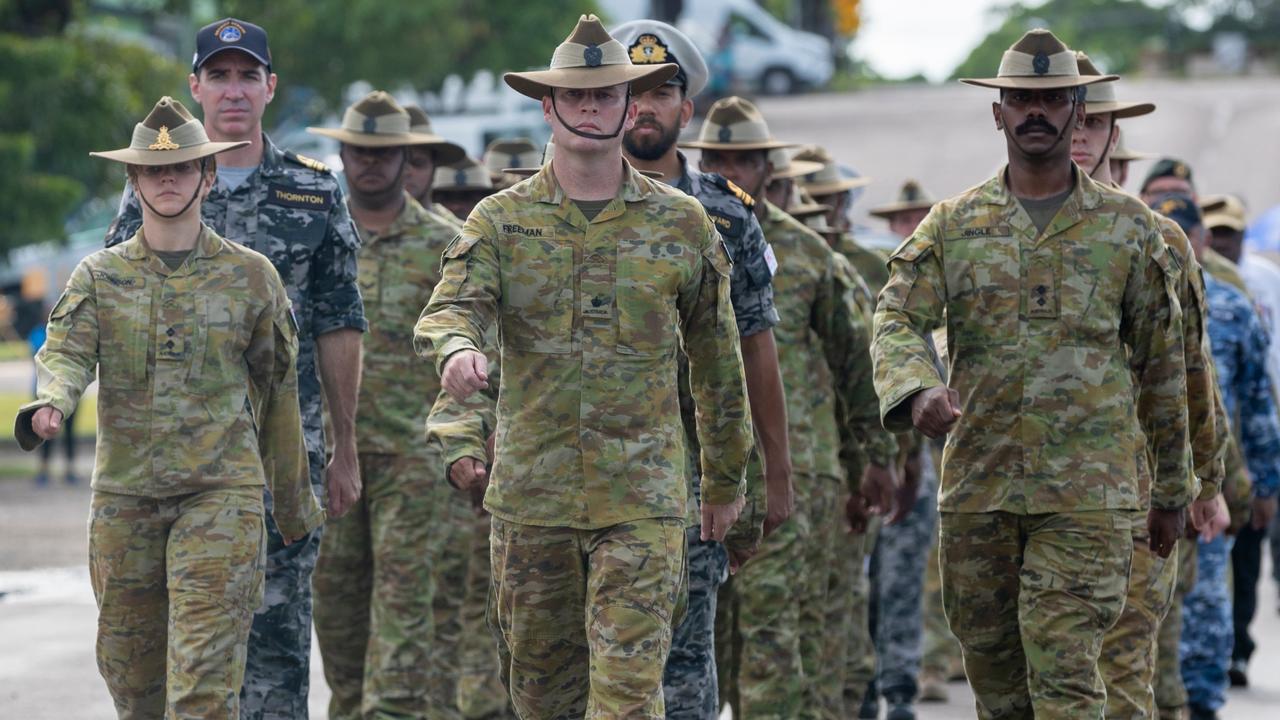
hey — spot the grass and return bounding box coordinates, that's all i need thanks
[0,342,30,362]
[0,391,97,441]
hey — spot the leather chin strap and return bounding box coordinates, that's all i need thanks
[1010,89,1082,160]
[137,158,208,220]
[551,88,632,141]
[1090,121,1117,177]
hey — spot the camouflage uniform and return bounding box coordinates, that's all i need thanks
[18,227,322,719]
[872,168,1196,718]
[664,152,779,720]
[415,162,754,718]
[1181,275,1280,713]
[311,195,455,718]
[105,134,365,719]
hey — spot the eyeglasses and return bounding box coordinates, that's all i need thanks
[139,161,202,178]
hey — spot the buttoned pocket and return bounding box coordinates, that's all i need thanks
[615,238,681,356]
[1061,238,1131,346]
[502,231,573,354]
[190,295,241,395]
[942,235,1018,347]
[94,274,151,390]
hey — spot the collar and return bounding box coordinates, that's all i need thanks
[256,133,286,178]
[123,224,224,272]
[979,163,1104,239]
[528,157,654,229]
[675,151,695,195]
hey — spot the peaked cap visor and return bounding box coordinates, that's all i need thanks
[504,62,678,100]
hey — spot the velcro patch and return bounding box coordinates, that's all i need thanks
[500,224,551,237]
[91,271,144,289]
[267,184,333,210]
[945,226,1012,240]
[706,209,744,238]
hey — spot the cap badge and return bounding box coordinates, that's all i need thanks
[1174,163,1189,179]
[1032,51,1050,75]
[362,116,377,133]
[583,44,603,67]
[216,21,244,43]
[629,34,669,64]
[717,126,732,143]
[454,169,468,186]
[149,126,181,151]
[1158,198,1181,215]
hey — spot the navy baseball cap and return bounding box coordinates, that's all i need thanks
[193,18,271,72]
[1149,192,1203,234]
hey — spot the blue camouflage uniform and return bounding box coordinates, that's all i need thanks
[666,151,778,719]
[105,133,366,719]
[1181,275,1280,713]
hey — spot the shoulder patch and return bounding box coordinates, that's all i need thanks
[710,173,755,209]
[443,233,482,259]
[890,234,934,264]
[284,150,330,173]
[706,209,745,238]
[267,183,334,211]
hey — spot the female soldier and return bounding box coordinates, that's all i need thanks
[15,96,323,718]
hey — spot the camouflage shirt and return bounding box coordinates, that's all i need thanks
[833,232,889,296]
[762,201,897,484]
[105,134,366,488]
[355,194,455,457]
[872,168,1195,514]
[18,227,323,538]
[415,161,753,530]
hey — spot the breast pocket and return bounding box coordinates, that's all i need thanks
[95,279,151,390]
[1060,239,1129,347]
[614,238,685,357]
[943,237,1019,347]
[502,231,573,354]
[189,295,245,396]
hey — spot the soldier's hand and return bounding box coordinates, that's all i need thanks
[889,453,922,525]
[727,544,757,574]
[442,350,489,401]
[845,492,870,535]
[449,457,488,492]
[1250,495,1277,531]
[1147,507,1185,558]
[32,406,64,440]
[1188,494,1229,542]
[861,463,897,517]
[911,386,962,439]
[702,495,746,543]
[763,459,794,537]
[325,450,362,519]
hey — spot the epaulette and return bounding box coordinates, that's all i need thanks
[709,173,755,210]
[284,150,330,174]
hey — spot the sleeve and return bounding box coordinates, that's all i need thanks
[1233,303,1280,498]
[103,185,143,249]
[309,181,368,336]
[426,330,501,476]
[414,207,500,375]
[1125,229,1195,510]
[15,262,99,451]
[819,253,898,482]
[871,216,948,433]
[247,278,325,537]
[678,214,753,506]
[725,210,780,337]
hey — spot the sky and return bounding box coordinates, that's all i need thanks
[849,0,1005,82]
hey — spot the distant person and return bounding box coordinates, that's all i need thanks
[26,310,77,485]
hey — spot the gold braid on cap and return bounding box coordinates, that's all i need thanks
[149,126,181,151]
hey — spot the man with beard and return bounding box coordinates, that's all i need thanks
[871,30,1194,717]
[611,20,790,718]
[306,91,467,719]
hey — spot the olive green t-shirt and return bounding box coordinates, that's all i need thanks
[154,248,193,270]
[573,198,612,222]
[1017,188,1072,236]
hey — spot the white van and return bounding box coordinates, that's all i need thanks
[601,0,834,95]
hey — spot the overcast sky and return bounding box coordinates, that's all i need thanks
[848,0,1005,82]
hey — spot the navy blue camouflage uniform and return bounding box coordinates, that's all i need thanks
[105,133,366,719]
[666,151,778,719]
[1181,275,1280,714]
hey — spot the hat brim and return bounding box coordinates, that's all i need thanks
[869,201,935,219]
[504,63,678,100]
[1086,100,1155,119]
[307,127,420,147]
[1203,213,1246,232]
[789,202,830,219]
[90,140,250,166]
[771,159,824,180]
[960,74,1117,90]
[406,133,467,164]
[680,139,797,151]
[1110,148,1151,161]
[803,177,873,195]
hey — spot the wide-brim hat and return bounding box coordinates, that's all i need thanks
[434,156,494,192]
[769,148,824,180]
[504,139,662,178]
[961,29,1117,90]
[504,14,677,100]
[1201,194,1247,232]
[1109,130,1149,161]
[403,105,467,164]
[869,180,936,219]
[681,96,796,151]
[793,144,872,196]
[612,19,709,97]
[308,91,436,148]
[1076,52,1154,119]
[90,96,248,165]
[484,137,539,184]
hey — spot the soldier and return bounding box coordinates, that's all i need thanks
[102,20,366,716]
[871,30,1195,718]
[686,96,897,719]
[763,148,823,210]
[1071,52,1230,719]
[794,144,871,236]
[434,155,498,220]
[17,96,322,718]
[1139,159,1250,295]
[1108,128,1148,188]
[403,104,467,225]
[482,137,540,191]
[304,92,460,719]
[414,15,754,717]
[610,20,790,718]
[1150,194,1280,720]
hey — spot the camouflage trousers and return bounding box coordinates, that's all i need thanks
[922,520,962,680]
[313,452,441,719]
[240,445,324,720]
[1180,533,1235,712]
[89,486,266,720]
[716,474,811,720]
[662,527,729,719]
[940,510,1132,719]
[1154,538,1198,716]
[867,458,938,700]
[1099,510,1179,719]
[843,516,880,710]
[488,516,686,719]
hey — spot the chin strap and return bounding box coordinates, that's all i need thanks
[1090,122,1118,177]
[1010,89,1082,159]
[137,158,208,219]
[551,88,632,140]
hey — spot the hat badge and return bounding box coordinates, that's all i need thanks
[1158,198,1180,215]
[217,21,244,43]
[1174,163,1189,179]
[1032,51,1050,75]
[149,126,181,151]
[454,169,468,186]
[629,34,669,64]
[583,44,603,67]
